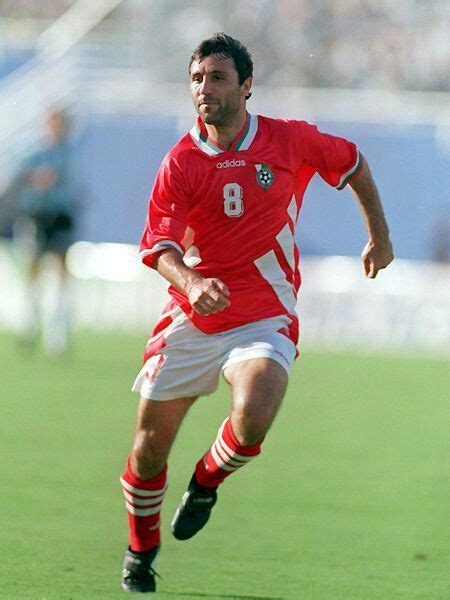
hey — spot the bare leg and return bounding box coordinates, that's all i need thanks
[42,251,70,355]
[18,256,41,344]
[171,358,289,540]
[224,357,289,444]
[130,395,198,480]
[121,395,198,554]
[29,256,41,282]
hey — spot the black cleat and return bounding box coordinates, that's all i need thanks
[171,475,217,540]
[121,545,159,593]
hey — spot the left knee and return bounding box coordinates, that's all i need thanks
[228,359,288,446]
[230,409,271,446]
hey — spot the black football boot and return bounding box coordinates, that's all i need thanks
[171,475,217,540]
[121,545,159,593]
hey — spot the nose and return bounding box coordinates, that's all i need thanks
[198,75,212,96]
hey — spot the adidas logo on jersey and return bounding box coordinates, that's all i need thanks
[216,159,246,169]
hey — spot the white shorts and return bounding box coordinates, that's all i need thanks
[132,311,297,401]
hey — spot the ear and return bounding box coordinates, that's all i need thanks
[241,77,253,99]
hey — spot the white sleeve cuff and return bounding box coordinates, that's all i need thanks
[336,150,362,190]
[140,240,183,262]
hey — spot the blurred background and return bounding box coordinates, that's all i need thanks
[0,0,449,353]
[0,4,449,598]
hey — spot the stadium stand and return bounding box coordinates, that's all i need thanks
[0,0,448,91]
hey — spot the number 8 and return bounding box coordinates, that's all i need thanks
[223,183,244,218]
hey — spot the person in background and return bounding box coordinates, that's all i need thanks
[431,216,450,263]
[5,109,76,354]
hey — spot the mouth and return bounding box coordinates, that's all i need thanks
[199,100,220,107]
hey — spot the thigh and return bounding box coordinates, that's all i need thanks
[224,357,289,444]
[132,311,222,401]
[134,395,196,442]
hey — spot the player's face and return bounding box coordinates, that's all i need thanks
[190,55,251,126]
[46,112,66,142]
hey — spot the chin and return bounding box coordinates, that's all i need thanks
[201,112,226,126]
[201,115,218,125]
[197,106,220,124]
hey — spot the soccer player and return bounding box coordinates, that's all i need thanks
[120,33,393,593]
[3,109,76,354]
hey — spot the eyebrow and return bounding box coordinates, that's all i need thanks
[191,69,229,77]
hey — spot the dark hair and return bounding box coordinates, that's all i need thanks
[189,33,253,99]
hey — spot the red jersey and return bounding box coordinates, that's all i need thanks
[140,114,361,343]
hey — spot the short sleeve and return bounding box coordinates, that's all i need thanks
[291,121,362,189]
[139,154,189,268]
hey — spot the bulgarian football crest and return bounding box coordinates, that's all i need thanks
[255,164,275,190]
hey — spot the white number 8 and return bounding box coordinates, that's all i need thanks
[223,183,244,218]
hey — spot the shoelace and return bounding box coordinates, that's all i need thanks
[150,566,162,580]
[124,565,162,581]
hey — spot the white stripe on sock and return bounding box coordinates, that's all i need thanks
[215,420,257,463]
[120,477,168,498]
[125,500,163,517]
[122,489,166,507]
[210,443,240,472]
[214,440,246,469]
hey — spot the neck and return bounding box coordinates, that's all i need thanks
[204,108,247,150]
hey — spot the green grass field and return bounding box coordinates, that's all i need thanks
[1,331,449,600]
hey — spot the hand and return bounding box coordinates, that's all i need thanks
[29,167,58,191]
[361,238,394,279]
[186,278,231,316]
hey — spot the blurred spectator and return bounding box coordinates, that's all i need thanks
[1,0,448,92]
[1,109,77,354]
[165,0,450,92]
[0,0,75,19]
[431,216,450,263]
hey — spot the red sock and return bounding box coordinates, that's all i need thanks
[194,418,263,488]
[120,458,167,552]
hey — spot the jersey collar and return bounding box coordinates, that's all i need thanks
[190,112,259,156]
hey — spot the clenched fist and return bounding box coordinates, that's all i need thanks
[361,238,394,279]
[186,278,231,316]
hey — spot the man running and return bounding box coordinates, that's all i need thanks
[120,33,394,593]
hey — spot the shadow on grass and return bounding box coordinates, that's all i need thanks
[162,592,284,599]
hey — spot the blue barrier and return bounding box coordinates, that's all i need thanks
[72,116,449,261]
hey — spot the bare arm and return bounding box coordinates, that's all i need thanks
[153,248,230,316]
[348,155,394,278]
